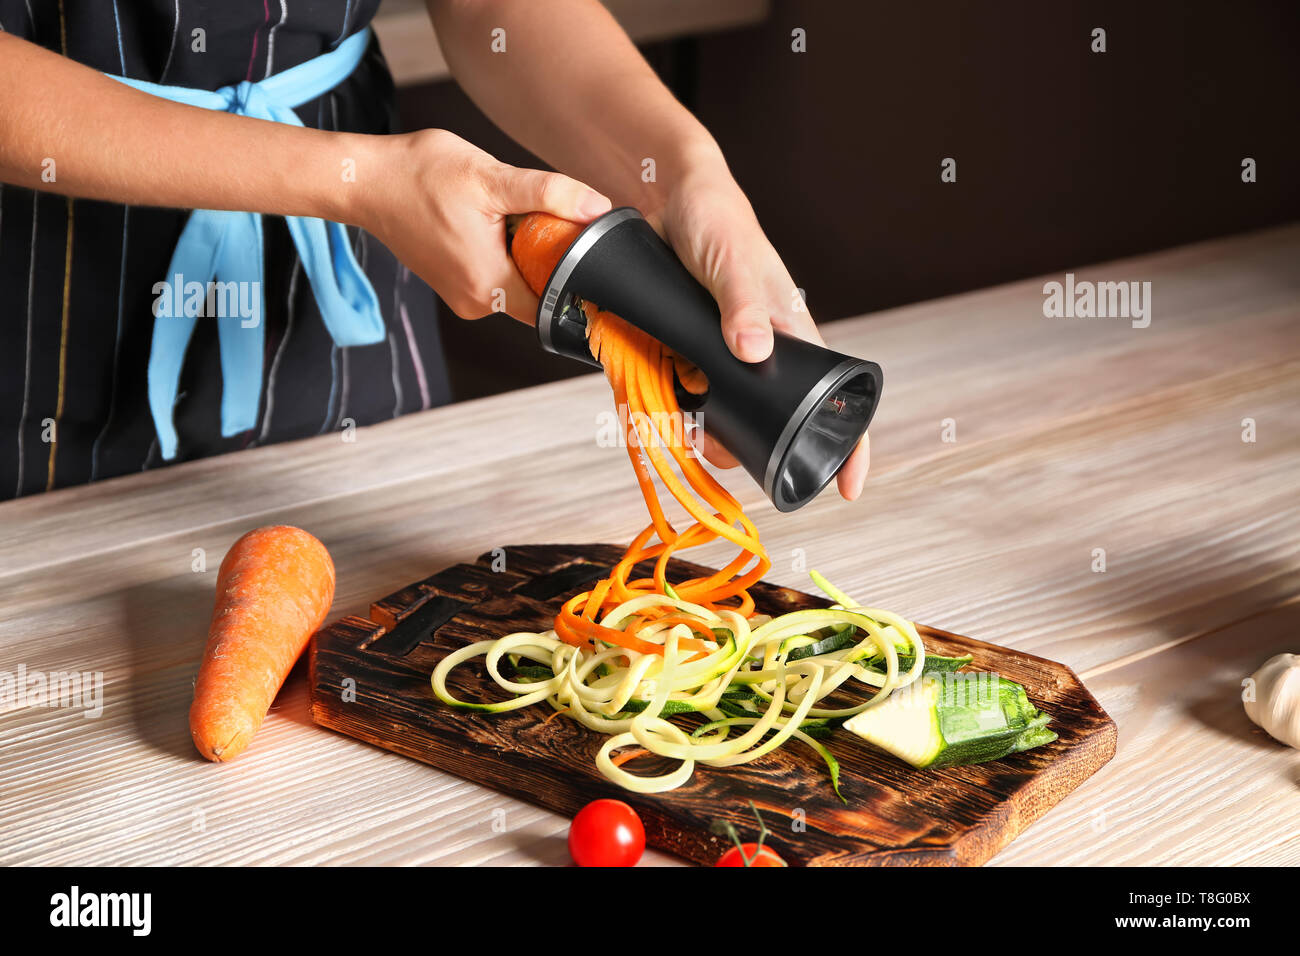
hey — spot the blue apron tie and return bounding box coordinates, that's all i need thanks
[108,27,384,460]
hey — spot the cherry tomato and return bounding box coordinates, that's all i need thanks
[568,799,645,867]
[715,843,786,867]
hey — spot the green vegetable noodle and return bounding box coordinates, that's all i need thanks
[431,570,1057,797]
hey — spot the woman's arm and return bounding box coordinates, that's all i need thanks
[427,0,870,497]
[425,0,719,215]
[0,32,609,322]
[0,33,354,220]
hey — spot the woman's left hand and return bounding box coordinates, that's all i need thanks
[646,164,871,502]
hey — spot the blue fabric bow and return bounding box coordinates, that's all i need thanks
[108,27,385,460]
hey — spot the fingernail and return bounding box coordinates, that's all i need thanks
[579,192,612,219]
[737,329,772,361]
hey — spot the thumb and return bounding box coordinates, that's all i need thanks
[488,165,612,222]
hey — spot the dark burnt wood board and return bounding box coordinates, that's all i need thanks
[309,544,1117,866]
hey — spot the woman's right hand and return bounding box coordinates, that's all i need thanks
[353,128,611,323]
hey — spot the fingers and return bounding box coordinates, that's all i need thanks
[835,432,871,501]
[488,165,611,222]
[497,269,540,325]
[692,424,871,501]
[691,424,873,502]
[689,425,740,469]
[754,252,874,501]
[688,424,871,502]
[756,259,866,502]
[710,255,774,362]
[696,240,822,362]
[443,253,541,323]
[738,240,822,345]
[766,272,824,346]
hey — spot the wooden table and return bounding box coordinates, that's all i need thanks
[2,225,1297,866]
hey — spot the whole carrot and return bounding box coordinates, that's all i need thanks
[190,525,335,762]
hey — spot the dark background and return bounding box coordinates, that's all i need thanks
[397,0,1300,402]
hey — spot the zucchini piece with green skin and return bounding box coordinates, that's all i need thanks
[859,652,974,676]
[510,663,557,682]
[843,673,1058,768]
[716,697,760,718]
[785,631,856,662]
[779,634,817,656]
[615,698,700,717]
[1011,722,1059,753]
[794,717,838,740]
[784,624,912,664]
[717,686,839,735]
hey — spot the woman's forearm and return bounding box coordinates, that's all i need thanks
[0,33,364,224]
[426,0,728,213]
[0,32,615,326]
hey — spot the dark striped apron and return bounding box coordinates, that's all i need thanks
[0,0,452,499]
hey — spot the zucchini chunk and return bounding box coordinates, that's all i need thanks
[843,673,1058,768]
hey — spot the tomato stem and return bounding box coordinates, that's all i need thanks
[709,800,773,867]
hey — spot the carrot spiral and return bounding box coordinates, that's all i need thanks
[552,304,771,656]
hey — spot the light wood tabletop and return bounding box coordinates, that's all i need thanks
[2,224,1297,866]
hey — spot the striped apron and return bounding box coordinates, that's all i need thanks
[0,0,452,499]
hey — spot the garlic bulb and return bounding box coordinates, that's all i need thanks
[1243,653,1300,749]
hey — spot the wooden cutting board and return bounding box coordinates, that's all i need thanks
[309,544,1117,866]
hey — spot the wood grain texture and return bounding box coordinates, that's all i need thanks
[992,601,1300,865]
[0,226,1296,866]
[310,544,1116,866]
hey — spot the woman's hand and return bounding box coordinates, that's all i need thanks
[647,161,872,502]
[354,128,611,323]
